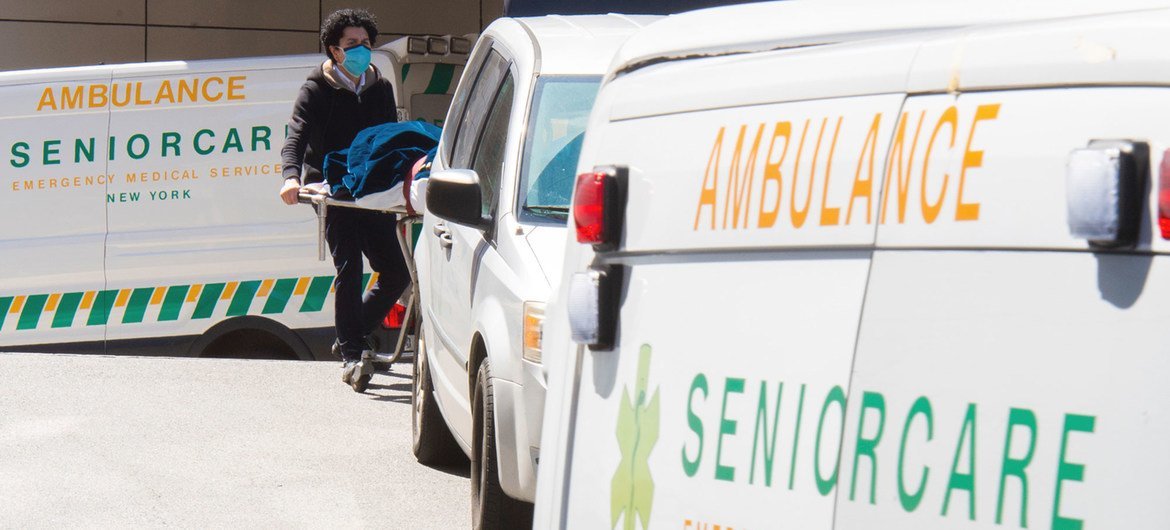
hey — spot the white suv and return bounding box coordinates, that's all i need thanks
[409,14,657,529]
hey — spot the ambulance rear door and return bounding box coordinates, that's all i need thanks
[0,68,112,352]
[557,37,918,529]
[840,9,1170,529]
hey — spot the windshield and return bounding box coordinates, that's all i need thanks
[518,76,601,223]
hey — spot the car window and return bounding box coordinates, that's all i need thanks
[470,72,515,220]
[451,49,509,169]
[440,40,492,164]
[517,76,601,223]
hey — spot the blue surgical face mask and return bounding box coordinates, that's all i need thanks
[339,44,372,77]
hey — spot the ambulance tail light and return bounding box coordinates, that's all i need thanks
[1065,140,1147,249]
[382,302,407,329]
[1159,148,1170,239]
[573,166,627,250]
[568,266,623,351]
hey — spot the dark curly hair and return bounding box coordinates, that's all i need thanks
[320,8,379,60]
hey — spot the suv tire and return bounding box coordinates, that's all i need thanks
[411,324,465,466]
[471,359,533,530]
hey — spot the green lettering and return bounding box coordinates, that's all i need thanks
[850,391,886,504]
[942,403,978,521]
[252,125,272,151]
[814,386,846,496]
[161,132,181,157]
[194,129,215,155]
[787,383,807,490]
[43,140,61,165]
[221,127,243,153]
[1052,414,1095,530]
[715,377,745,482]
[898,396,933,512]
[996,408,1037,527]
[682,374,708,478]
[128,134,149,160]
[74,138,95,163]
[749,381,783,487]
[108,136,116,161]
[11,142,30,168]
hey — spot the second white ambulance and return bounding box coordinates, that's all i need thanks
[536,1,1170,529]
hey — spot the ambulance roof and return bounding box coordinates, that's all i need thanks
[610,0,1170,76]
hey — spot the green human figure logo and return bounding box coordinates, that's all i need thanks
[611,344,660,530]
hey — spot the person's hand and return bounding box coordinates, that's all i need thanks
[280,177,301,205]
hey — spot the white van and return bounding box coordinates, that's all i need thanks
[411,14,657,529]
[535,1,1170,529]
[0,36,469,360]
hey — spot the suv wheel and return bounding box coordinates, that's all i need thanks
[411,324,465,466]
[471,359,533,530]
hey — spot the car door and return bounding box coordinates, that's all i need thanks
[424,46,514,443]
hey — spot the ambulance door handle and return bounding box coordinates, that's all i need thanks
[434,222,453,249]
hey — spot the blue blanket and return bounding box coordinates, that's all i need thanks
[324,121,442,200]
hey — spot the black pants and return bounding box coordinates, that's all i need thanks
[324,206,410,361]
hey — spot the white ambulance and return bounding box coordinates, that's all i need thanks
[535,1,1170,529]
[0,36,469,359]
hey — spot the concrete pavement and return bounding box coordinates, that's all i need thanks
[0,353,470,528]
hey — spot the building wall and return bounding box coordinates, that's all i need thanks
[0,0,503,72]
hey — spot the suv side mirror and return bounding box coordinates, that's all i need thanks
[427,169,490,230]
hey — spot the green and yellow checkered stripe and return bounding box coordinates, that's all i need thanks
[0,273,381,332]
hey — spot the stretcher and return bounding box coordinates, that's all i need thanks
[298,191,423,390]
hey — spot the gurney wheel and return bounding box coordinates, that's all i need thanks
[352,372,372,393]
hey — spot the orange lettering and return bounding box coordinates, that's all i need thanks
[956,103,1000,221]
[133,82,152,105]
[227,75,246,100]
[694,127,724,230]
[789,119,816,229]
[849,113,883,225]
[758,122,791,229]
[154,80,176,104]
[178,79,198,103]
[819,116,844,226]
[921,106,957,224]
[111,83,132,107]
[88,84,108,108]
[61,86,83,110]
[202,77,224,102]
[36,87,56,111]
[881,111,925,224]
[724,124,764,229]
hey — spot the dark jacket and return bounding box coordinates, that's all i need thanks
[281,61,397,184]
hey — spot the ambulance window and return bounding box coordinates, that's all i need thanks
[450,49,508,169]
[470,72,515,219]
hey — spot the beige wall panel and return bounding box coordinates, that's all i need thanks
[0,0,144,24]
[147,27,319,62]
[481,0,505,29]
[147,0,320,31]
[0,22,144,71]
[322,0,481,37]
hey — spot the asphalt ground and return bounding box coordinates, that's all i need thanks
[0,353,470,528]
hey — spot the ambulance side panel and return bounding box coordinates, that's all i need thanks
[837,13,1170,529]
[558,40,919,529]
[0,72,112,349]
[102,64,334,353]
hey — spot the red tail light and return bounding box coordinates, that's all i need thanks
[573,166,627,249]
[574,172,608,244]
[382,303,406,329]
[1160,148,1170,239]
